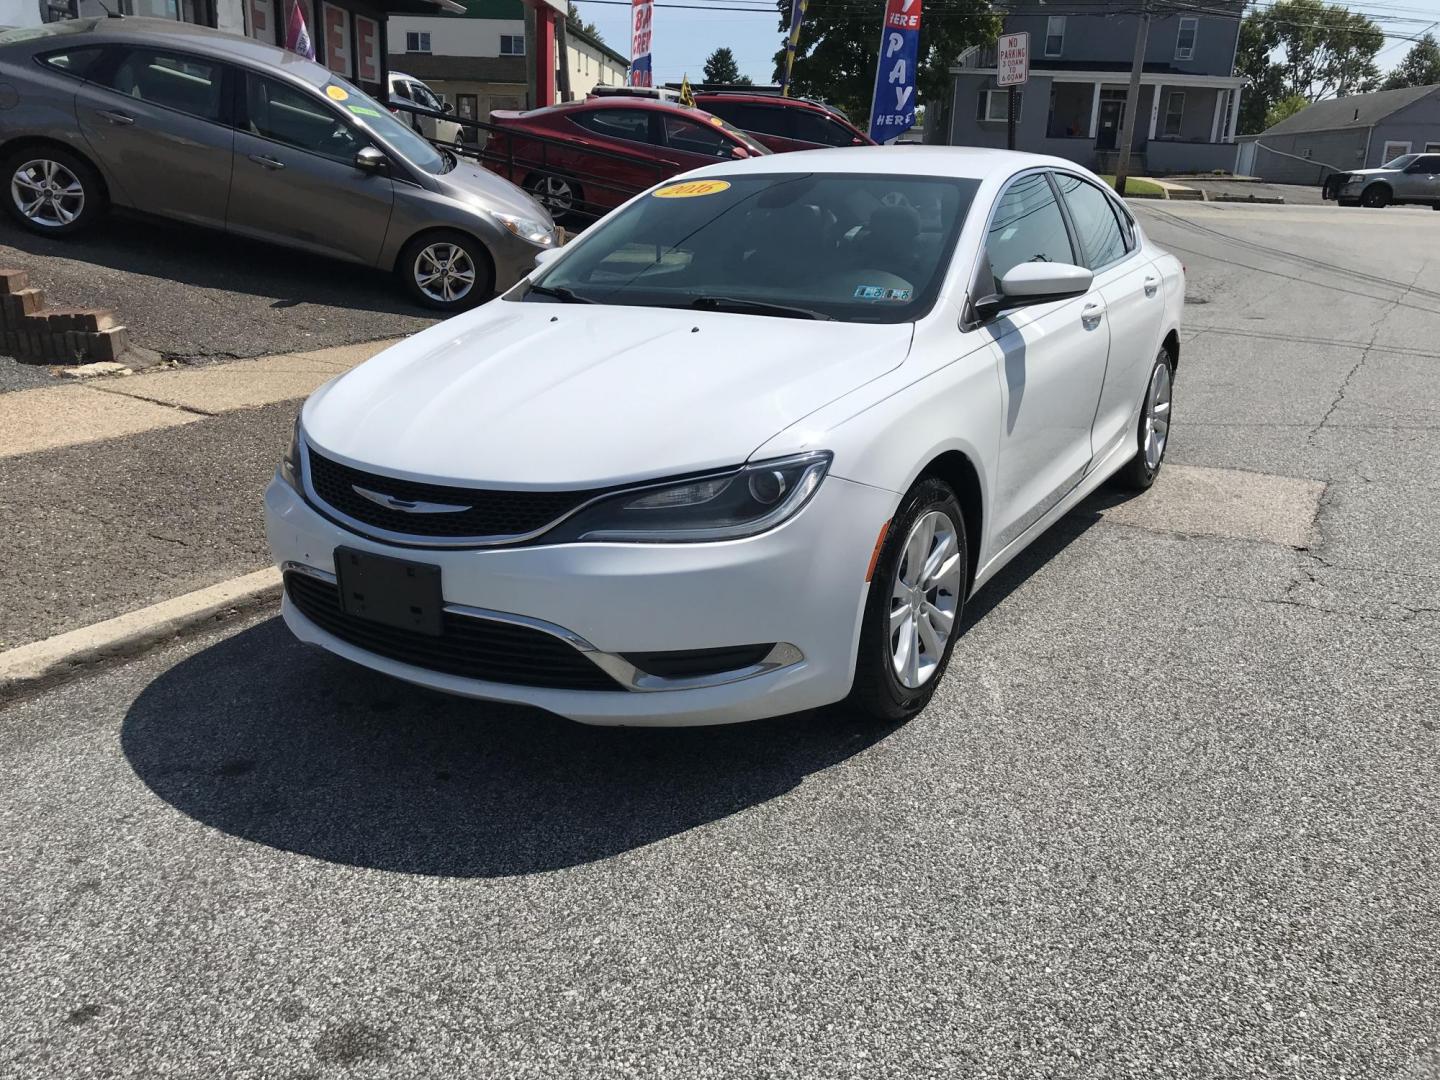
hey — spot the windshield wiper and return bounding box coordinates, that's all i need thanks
[689,296,833,320]
[526,283,594,304]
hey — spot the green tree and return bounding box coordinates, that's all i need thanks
[703,47,753,85]
[1381,34,1440,89]
[1264,93,1311,129]
[566,2,601,41]
[771,0,997,127]
[1237,0,1383,132]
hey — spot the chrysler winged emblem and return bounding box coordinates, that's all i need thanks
[352,485,471,514]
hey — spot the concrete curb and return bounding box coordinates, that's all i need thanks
[0,567,281,702]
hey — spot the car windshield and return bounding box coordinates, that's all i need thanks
[524,172,979,324]
[1382,153,1418,169]
[324,76,448,174]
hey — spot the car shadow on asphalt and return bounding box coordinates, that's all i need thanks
[120,504,1109,880]
[0,215,430,317]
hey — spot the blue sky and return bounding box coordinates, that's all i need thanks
[570,0,1440,88]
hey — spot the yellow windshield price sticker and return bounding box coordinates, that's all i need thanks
[653,180,732,199]
[325,85,349,101]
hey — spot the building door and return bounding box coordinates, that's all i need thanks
[1096,94,1125,150]
[456,93,478,144]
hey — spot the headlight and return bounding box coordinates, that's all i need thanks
[549,451,832,543]
[496,212,555,247]
[280,414,302,490]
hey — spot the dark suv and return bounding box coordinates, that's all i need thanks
[693,93,873,153]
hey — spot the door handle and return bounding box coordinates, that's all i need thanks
[1144,276,1160,298]
[98,110,134,125]
[1081,303,1104,330]
[248,153,286,170]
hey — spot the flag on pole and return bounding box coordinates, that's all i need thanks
[780,0,809,97]
[629,0,653,87]
[286,0,315,60]
[679,74,695,107]
[867,0,922,143]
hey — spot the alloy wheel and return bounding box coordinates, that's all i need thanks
[889,509,963,690]
[413,242,477,304]
[11,158,84,228]
[531,175,574,214]
[1143,360,1172,471]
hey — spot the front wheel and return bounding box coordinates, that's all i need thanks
[1360,184,1391,208]
[2,145,104,235]
[398,230,494,312]
[525,172,584,225]
[1113,346,1175,491]
[848,478,968,723]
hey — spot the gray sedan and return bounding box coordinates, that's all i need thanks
[1336,152,1440,210]
[0,18,557,310]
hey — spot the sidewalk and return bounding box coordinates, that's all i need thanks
[0,338,398,459]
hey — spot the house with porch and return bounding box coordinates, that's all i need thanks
[948,0,1245,175]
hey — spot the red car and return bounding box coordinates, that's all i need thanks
[484,99,770,224]
[693,93,875,154]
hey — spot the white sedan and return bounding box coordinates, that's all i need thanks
[265,147,1184,726]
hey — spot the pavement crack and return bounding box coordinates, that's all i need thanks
[85,384,216,418]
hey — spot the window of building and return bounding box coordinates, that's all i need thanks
[1053,173,1128,268]
[106,48,225,122]
[500,34,525,56]
[1163,90,1185,136]
[1045,16,1065,58]
[1175,17,1198,60]
[985,173,1074,284]
[244,73,365,162]
[405,31,431,53]
[979,89,1021,124]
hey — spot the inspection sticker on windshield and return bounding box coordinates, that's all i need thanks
[854,285,912,301]
[653,180,732,199]
[348,104,382,117]
[326,85,349,101]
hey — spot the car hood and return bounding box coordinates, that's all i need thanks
[303,302,913,488]
[437,158,554,223]
[1345,167,1395,178]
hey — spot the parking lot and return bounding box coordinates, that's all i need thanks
[2,199,1438,1078]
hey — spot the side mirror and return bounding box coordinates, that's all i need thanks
[442,101,454,114]
[354,146,389,175]
[852,136,867,146]
[973,262,1093,321]
[533,248,564,269]
[731,145,750,159]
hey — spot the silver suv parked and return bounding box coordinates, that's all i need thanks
[1336,153,1440,210]
[0,18,557,310]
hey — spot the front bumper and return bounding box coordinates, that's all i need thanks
[265,473,896,726]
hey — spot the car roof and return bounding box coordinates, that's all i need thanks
[14,16,335,86]
[562,97,706,116]
[694,92,829,113]
[677,145,1097,182]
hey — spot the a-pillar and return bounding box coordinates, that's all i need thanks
[528,0,557,108]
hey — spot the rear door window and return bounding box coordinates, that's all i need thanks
[571,108,656,146]
[38,46,108,80]
[104,48,226,122]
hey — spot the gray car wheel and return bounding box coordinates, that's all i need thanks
[398,230,494,312]
[3,146,103,235]
[1360,184,1391,208]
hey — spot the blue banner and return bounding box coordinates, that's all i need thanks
[867,0,922,144]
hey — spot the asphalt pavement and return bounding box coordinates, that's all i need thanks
[0,213,436,391]
[1,200,1438,1079]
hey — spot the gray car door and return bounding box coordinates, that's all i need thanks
[74,46,234,226]
[228,72,394,266]
[1398,155,1440,202]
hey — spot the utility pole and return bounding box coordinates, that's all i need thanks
[1113,0,1151,196]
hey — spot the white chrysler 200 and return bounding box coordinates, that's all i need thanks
[265,147,1184,726]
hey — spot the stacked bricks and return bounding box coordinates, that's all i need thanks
[0,269,130,365]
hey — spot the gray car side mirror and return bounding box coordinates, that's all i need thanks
[354,147,390,175]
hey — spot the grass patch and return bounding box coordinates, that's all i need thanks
[1097,174,1165,197]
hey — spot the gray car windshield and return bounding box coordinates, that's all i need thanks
[524,172,979,324]
[324,76,447,174]
[1382,154,1418,169]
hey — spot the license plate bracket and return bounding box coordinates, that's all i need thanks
[334,547,443,637]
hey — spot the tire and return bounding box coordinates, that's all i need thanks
[1360,184,1391,208]
[1,144,105,236]
[398,230,494,312]
[848,478,968,723]
[525,172,584,225]
[1113,345,1175,491]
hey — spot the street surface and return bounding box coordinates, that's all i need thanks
[2,201,1438,1078]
